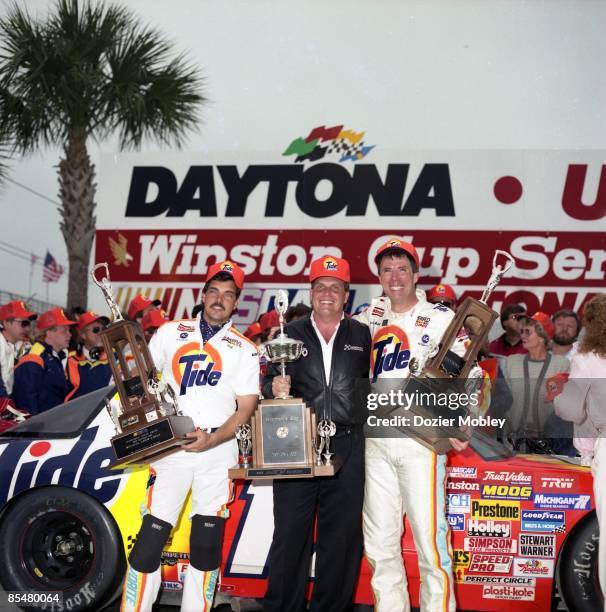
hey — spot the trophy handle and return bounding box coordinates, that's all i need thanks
[480,250,515,304]
[91,263,124,322]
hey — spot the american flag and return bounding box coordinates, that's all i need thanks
[42,251,64,283]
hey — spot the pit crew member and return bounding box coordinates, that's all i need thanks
[121,260,259,612]
[355,238,482,612]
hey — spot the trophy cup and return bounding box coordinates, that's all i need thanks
[383,250,515,454]
[229,291,340,480]
[92,263,195,466]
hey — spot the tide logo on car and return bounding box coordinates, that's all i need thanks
[0,425,124,507]
[172,342,223,395]
[370,325,411,381]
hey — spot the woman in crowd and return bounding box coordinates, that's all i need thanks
[554,294,606,608]
[503,312,570,452]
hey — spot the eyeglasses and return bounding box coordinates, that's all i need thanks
[90,326,104,334]
[10,319,31,328]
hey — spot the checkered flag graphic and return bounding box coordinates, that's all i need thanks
[327,139,363,156]
[127,534,137,551]
[552,525,566,533]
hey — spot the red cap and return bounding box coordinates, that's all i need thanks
[530,311,555,340]
[206,260,244,289]
[374,238,420,270]
[427,284,457,304]
[244,322,263,340]
[260,310,280,331]
[37,307,76,331]
[127,294,162,321]
[0,300,37,321]
[309,256,350,283]
[141,308,169,332]
[76,311,110,332]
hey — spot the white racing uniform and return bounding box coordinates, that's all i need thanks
[356,291,482,612]
[121,316,259,612]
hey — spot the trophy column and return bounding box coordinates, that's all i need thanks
[91,263,195,467]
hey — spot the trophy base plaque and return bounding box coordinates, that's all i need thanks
[228,398,341,480]
[110,414,195,468]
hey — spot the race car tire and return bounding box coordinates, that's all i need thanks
[557,511,603,612]
[0,486,126,611]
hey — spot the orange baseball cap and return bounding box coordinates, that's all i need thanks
[530,311,555,339]
[0,300,37,321]
[76,310,110,332]
[127,294,161,320]
[141,309,169,332]
[427,284,457,304]
[37,307,76,331]
[374,238,420,270]
[259,310,280,331]
[309,256,350,283]
[206,260,245,289]
[244,321,263,340]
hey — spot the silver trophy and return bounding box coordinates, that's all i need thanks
[91,263,124,323]
[235,423,253,467]
[260,290,305,399]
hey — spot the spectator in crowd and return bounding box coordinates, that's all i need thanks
[263,256,371,612]
[66,311,112,401]
[503,312,570,453]
[0,300,37,398]
[426,283,457,310]
[127,293,161,324]
[243,321,262,345]
[259,309,280,341]
[551,309,581,358]
[13,307,76,414]
[285,302,312,323]
[553,294,606,600]
[141,308,169,343]
[489,303,527,357]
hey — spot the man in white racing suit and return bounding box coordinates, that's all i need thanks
[356,238,481,612]
[121,260,259,612]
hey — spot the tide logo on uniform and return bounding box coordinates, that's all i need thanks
[370,325,411,381]
[172,342,223,395]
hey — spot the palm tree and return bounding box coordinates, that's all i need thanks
[0,0,204,309]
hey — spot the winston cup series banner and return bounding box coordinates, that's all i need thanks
[95,140,606,325]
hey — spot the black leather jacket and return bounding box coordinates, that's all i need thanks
[262,316,371,426]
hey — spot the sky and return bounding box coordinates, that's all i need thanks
[1,0,605,311]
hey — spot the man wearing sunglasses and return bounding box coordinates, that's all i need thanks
[488,303,527,357]
[65,311,112,401]
[0,300,37,399]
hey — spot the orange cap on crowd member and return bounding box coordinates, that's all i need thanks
[244,321,263,340]
[141,309,169,332]
[374,238,420,270]
[37,307,77,331]
[206,260,245,289]
[427,284,457,304]
[127,294,161,320]
[76,311,110,332]
[0,300,37,321]
[530,311,555,339]
[309,256,351,283]
[259,310,280,331]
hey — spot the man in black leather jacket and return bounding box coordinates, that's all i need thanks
[262,255,371,612]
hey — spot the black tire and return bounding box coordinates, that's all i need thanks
[557,511,603,612]
[0,486,126,611]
